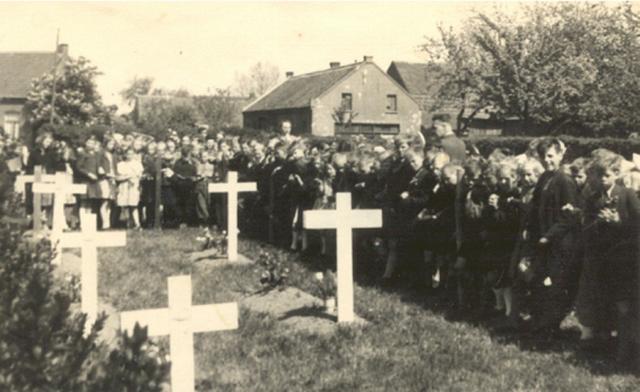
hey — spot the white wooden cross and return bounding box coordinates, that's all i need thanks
[14,171,55,195]
[15,166,56,230]
[33,172,87,264]
[304,192,382,323]
[120,275,238,392]
[208,171,256,262]
[59,210,126,332]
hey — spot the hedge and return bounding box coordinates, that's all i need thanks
[464,135,640,161]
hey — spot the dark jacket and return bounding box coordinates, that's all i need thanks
[528,170,578,243]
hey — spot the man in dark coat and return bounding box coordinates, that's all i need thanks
[576,162,640,358]
[526,139,578,334]
[172,146,197,227]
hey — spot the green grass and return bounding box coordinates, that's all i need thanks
[98,229,640,391]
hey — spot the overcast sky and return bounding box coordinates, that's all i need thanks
[0,2,521,112]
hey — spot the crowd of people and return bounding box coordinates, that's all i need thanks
[1,116,639,367]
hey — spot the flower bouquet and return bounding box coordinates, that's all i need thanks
[314,270,337,312]
[257,251,289,291]
[195,226,227,254]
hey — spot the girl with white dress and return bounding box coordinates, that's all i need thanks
[117,148,143,229]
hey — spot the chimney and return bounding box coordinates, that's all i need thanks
[329,62,340,68]
[285,71,294,78]
[363,55,373,62]
[57,43,69,56]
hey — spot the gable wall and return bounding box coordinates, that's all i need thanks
[311,62,421,136]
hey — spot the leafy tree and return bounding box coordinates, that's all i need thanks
[136,97,201,139]
[25,56,114,128]
[194,88,245,131]
[120,76,155,106]
[151,87,190,98]
[234,62,280,98]
[423,2,640,136]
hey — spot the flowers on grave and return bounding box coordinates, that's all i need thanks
[257,251,289,291]
[195,226,227,255]
[313,270,337,311]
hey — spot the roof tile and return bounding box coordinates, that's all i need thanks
[0,52,57,98]
[244,64,358,112]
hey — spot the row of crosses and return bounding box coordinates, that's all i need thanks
[17,169,382,391]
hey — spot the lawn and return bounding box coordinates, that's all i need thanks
[97,228,640,392]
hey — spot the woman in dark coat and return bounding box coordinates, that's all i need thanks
[140,143,159,227]
[75,136,102,215]
[25,132,58,218]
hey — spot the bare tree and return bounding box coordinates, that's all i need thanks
[234,62,280,98]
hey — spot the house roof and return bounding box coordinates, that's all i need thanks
[387,61,440,96]
[0,52,57,98]
[244,63,359,112]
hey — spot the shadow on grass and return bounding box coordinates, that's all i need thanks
[279,306,338,323]
[240,231,636,378]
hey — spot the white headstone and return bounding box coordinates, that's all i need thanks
[208,171,256,262]
[304,192,382,323]
[59,210,126,332]
[120,275,238,392]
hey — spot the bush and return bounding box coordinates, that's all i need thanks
[87,324,170,392]
[0,192,169,391]
[36,123,112,146]
[464,135,640,161]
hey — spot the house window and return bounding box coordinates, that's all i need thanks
[386,95,397,112]
[4,112,20,139]
[341,93,352,111]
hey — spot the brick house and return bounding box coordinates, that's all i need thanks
[243,56,421,136]
[0,44,68,140]
[386,61,464,130]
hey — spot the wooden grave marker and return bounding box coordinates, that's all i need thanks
[208,171,256,262]
[33,172,87,264]
[14,166,56,196]
[304,192,382,323]
[16,166,55,230]
[121,275,238,392]
[59,210,126,332]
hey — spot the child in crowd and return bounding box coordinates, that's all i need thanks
[116,148,143,229]
[527,138,578,335]
[482,162,521,321]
